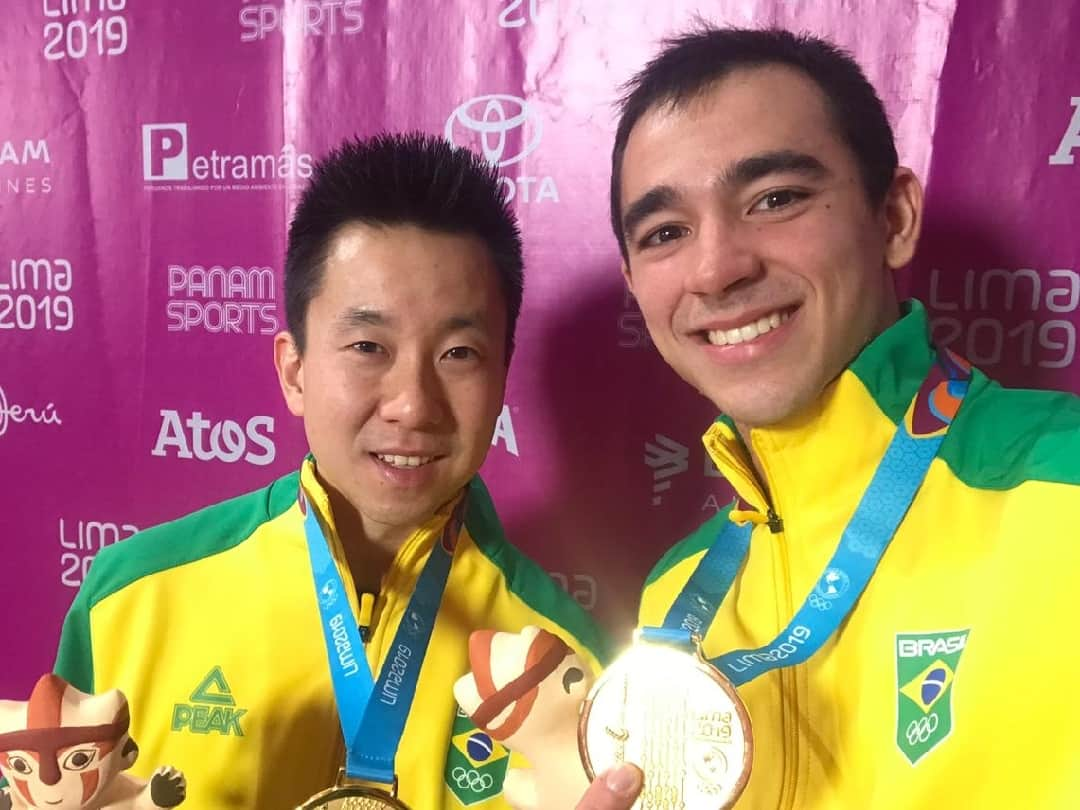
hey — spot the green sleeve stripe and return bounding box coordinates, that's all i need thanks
[54,585,95,694]
[77,471,300,611]
[938,373,1080,489]
[464,476,614,664]
[643,503,734,588]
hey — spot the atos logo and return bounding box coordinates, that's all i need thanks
[151,409,276,466]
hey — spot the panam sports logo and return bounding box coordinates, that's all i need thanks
[166,262,279,336]
[239,0,364,42]
[444,95,558,204]
[141,123,313,191]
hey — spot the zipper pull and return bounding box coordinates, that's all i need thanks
[766,508,784,534]
[358,591,376,643]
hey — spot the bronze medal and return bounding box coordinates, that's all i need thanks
[578,640,752,809]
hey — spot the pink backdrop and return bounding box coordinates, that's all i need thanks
[3,0,1078,696]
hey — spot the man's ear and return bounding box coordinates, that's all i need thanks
[274,331,305,417]
[621,260,633,294]
[882,167,924,271]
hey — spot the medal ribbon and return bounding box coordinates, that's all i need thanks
[301,484,464,785]
[647,350,972,687]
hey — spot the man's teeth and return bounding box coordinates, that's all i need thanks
[376,454,434,468]
[707,310,789,346]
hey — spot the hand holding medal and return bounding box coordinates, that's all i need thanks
[454,626,752,810]
[579,632,752,810]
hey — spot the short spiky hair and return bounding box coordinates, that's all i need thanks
[610,26,898,260]
[285,132,523,356]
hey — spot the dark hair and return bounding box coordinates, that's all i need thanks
[610,26,898,259]
[285,132,523,357]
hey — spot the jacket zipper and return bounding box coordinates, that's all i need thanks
[750,435,799,810]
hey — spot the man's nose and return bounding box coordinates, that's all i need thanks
[377,356,447,429]
[685,218,762,296]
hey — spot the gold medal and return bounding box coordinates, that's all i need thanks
[578,638,752,809]
[298,772,410,810]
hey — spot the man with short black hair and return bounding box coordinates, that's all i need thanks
[578,25,1080,810]
[54,133,607,809]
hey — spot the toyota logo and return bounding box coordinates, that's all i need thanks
[444,94,543,167]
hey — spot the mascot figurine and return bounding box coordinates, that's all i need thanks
[0,674,185,810]
[454,626,592,810]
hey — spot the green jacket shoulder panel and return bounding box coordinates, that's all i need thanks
[77,470,300,611]
[54,585,95,693]
[53,471,300,693]
[464,477,613,664]
[940,373,1080,489]
[643,503,735,588]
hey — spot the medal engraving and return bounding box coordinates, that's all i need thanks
[579,643,752,810]
[298,785,410,810]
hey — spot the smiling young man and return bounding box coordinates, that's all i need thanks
[578,25,1080,810]
[52,133,606,809]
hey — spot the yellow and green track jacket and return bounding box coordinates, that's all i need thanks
[55,459,608,809]
[639,301,1080,809]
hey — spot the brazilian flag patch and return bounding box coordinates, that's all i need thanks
[444,707,508,806]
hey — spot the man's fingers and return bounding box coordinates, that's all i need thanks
[574,764,643,810]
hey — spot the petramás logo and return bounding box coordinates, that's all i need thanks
[141,122,313,191]
[444,95,558,204]
[151,409,275,466]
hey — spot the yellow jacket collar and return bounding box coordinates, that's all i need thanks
[703,300,937,524]
[298,457,465,574]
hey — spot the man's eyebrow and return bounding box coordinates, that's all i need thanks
[335,308,390,330]
[622,185,679,240]
[334,309,489,334]
[443,312,487,332]
[721,149,829,189]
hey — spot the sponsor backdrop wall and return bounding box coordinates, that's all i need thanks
[2,0,1077,696]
